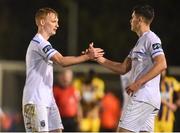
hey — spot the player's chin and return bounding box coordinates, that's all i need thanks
[130,27,134,31]
[51,31,56,35]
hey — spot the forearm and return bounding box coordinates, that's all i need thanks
[57,55,90,67]
[51,52,90,67]
[136,55,167,85]
[96,57,128,74]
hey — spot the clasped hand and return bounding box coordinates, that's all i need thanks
[82,42,104,60]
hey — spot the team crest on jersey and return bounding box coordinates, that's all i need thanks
[152,43,161,50]
[40,120,46,127]
[43,45,52,53]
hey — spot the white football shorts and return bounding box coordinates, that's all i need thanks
[118,98,158,132]
[23,104,63,132]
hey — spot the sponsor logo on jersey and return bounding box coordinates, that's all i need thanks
[40,120,46,127]
[43,45,52,53]
[152,43,161,50]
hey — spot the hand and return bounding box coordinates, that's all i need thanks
[81,43,94,55]
[126,81,142,96]
[162,99,177,112]
[84,42,104,60]
[96,56,106,63]
[168,103,177,111]
[81,49,88,55]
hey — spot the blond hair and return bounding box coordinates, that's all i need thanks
[35,7,58,25]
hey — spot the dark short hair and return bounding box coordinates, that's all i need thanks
[132,4,154,24]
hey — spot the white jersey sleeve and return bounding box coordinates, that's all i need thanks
[146,35,164,58]
[32,38,57,60]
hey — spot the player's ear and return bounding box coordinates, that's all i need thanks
[138,16,143,22]
[40,19,45,26]
[140,16,147,24]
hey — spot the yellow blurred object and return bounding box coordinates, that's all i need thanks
[155,118,174,132]
[92,77,105,99]
[73,78,82,92]
[73,77,105,100]
[154,76,180,132]
[80,118,91,131]
[91,117,101,132]
[79,117,100,132]
[168,77,180,91]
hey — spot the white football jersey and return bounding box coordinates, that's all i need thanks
[128,31,164,109]
[23,34,58,107]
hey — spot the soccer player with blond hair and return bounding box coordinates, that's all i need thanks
[22,7,104,132]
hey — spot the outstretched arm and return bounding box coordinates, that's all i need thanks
[51,43,104,67]
[96,57,132,75]
[81,44,131,74]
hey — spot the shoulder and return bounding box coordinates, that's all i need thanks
[31,34,50,46]
[144,31,161,44]
[141,31,163,53]
[31,34,42,44]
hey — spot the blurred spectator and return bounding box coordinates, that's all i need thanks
[73,69,105,132]
[53,69,79,132]
[73,69,105,100]
[99,89,122,132]
[0,107,12,131]
[79,77,100,132]
[7,112,24,132]
[174,91,180,131]
[154,69,180,132]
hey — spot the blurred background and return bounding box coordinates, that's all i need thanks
[0,0,180,132]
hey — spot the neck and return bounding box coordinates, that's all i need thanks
[37,29,50,40]
[136,24,150,37]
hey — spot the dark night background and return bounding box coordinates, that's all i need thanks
[0,0,180,66]
[0,0,180,132]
